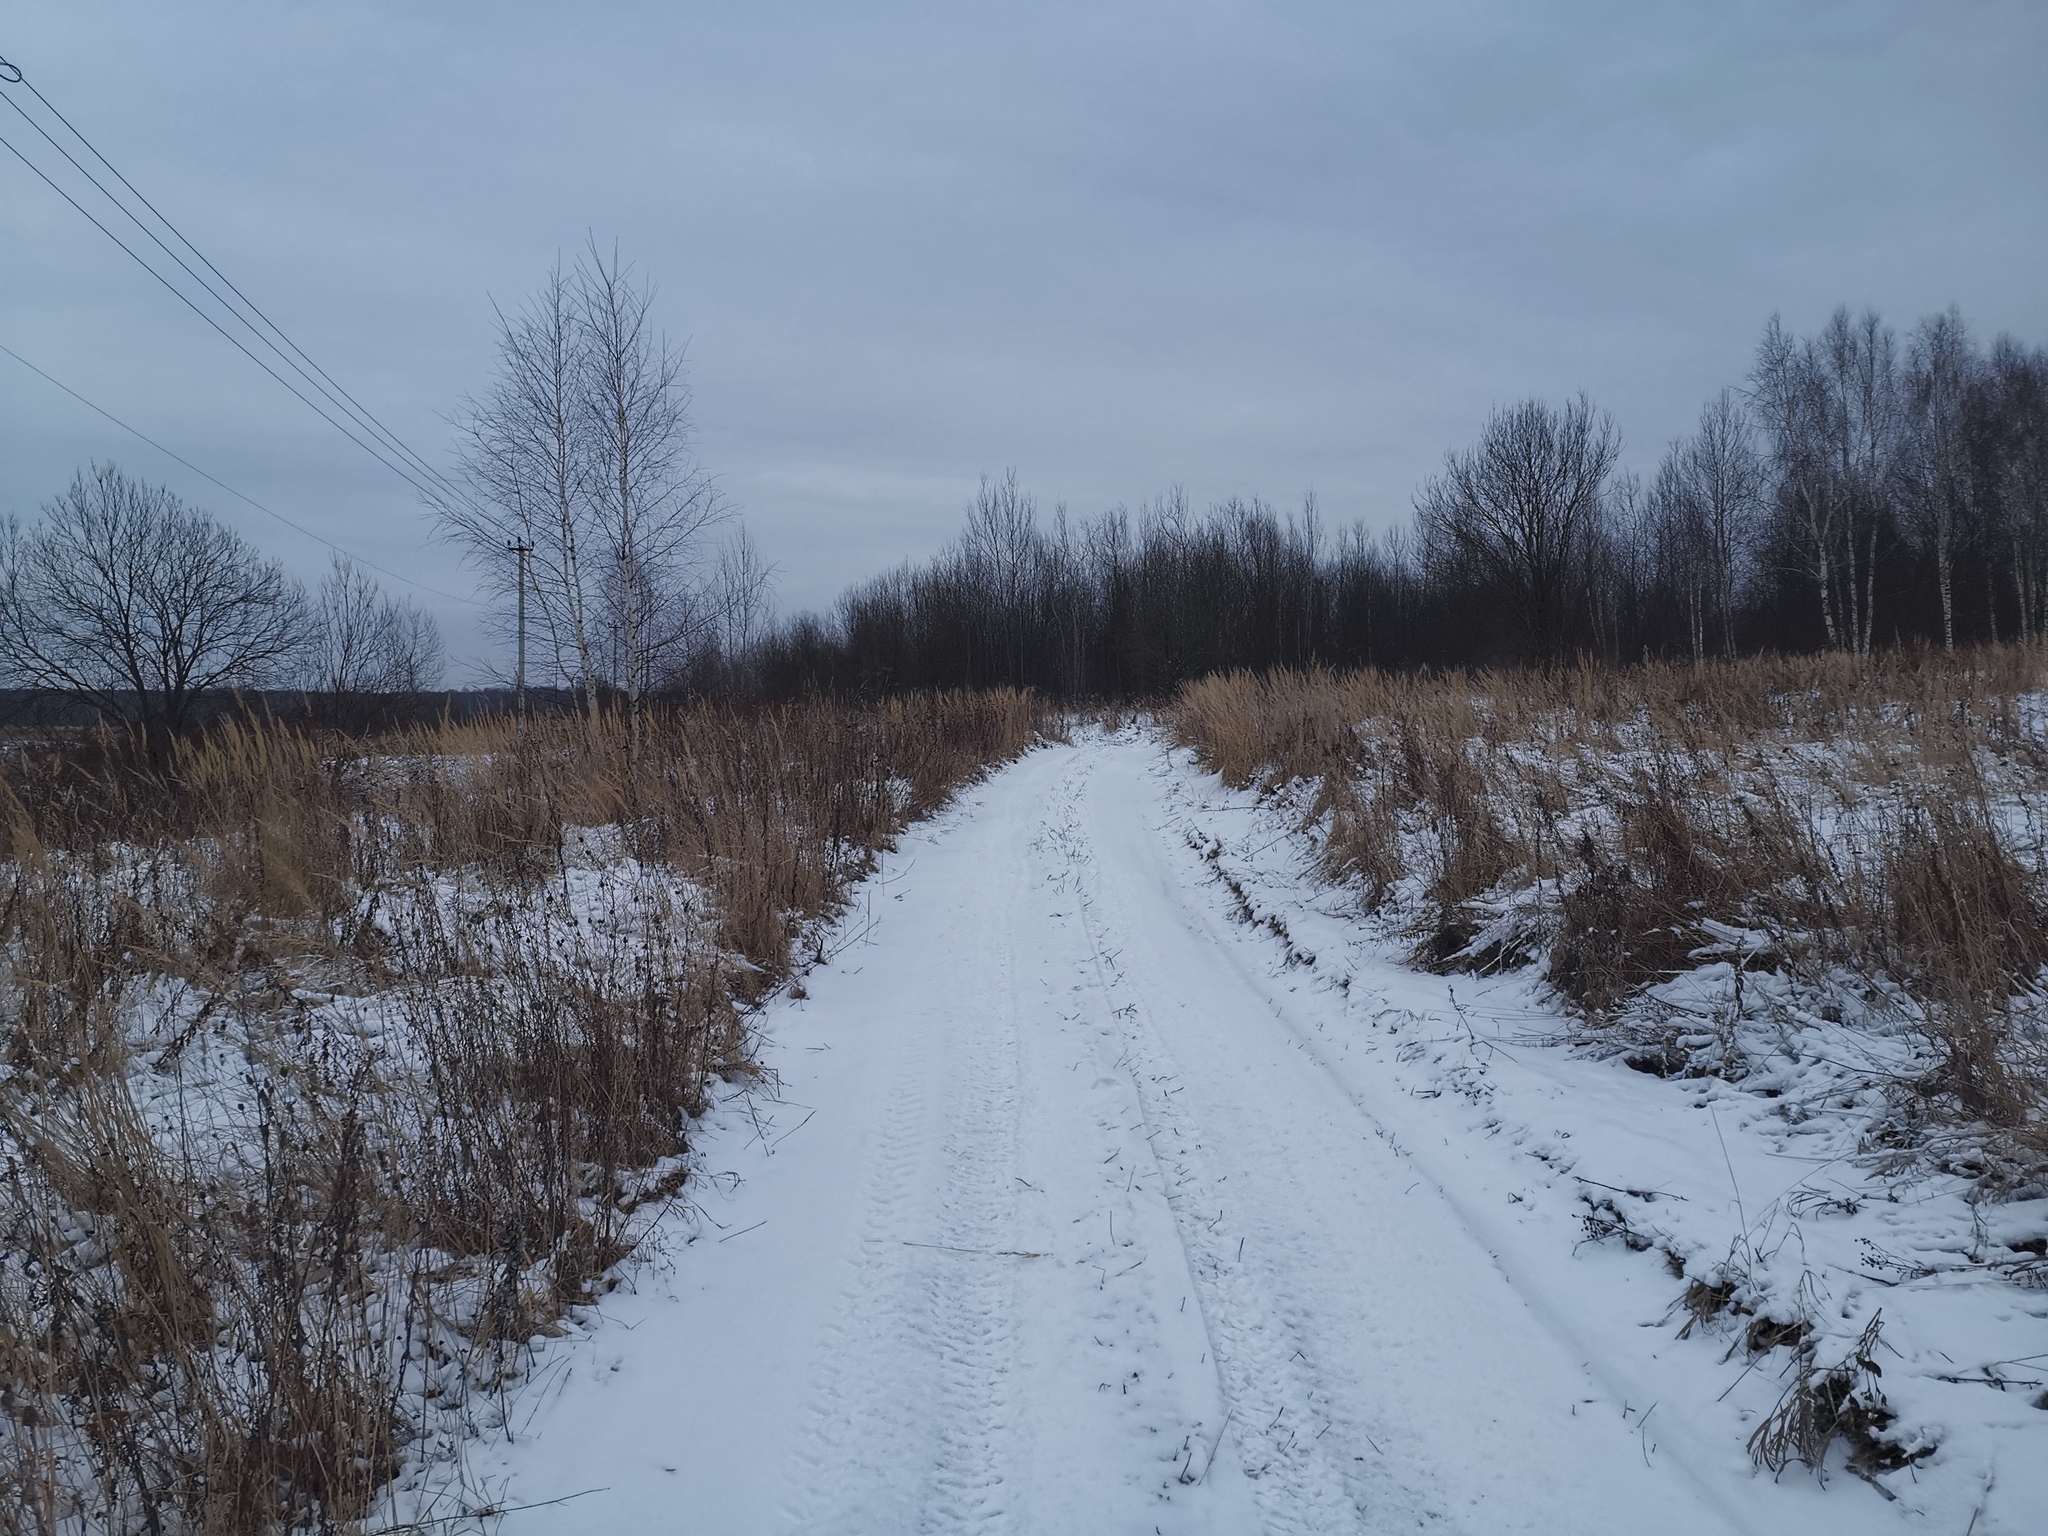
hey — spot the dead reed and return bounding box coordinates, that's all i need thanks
[0,690,1044,1533]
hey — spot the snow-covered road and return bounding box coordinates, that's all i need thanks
[471,734,2034,1533]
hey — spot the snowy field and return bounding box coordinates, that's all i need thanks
[463,730,2046,1534]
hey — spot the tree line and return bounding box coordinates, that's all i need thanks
[6,286,2041,731]
[749,304,2047,698]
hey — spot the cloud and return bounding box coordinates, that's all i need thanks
[3,0,2043,660]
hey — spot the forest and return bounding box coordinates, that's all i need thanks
[747,306,2048,700]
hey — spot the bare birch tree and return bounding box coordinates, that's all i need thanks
[440,244,727,715]
[1751,316,1844,649]
[1822,307,1905,656]
[1751,309,1905,655]
[445,262,601,715]
[578,241,727,712]
[1905,308,1981,651]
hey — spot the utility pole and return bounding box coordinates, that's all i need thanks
[508,538,533,723]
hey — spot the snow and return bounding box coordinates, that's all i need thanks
[469,729,2045,1533]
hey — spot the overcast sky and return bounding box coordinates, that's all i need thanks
[4,1,2044,673]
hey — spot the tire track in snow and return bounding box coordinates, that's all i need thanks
[1044,749,1370,1535]
[782,1009,940,1530]
[1026,761,1244,1522]
[916,921,1026,1534]
[1141,752,1758,1534]
[783,833,1028,1534]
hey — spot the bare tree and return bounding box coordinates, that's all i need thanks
[1592,468,1654,664]
[445,261,601,717]
[307,553,444,697]
[1904,308,1981,651]
[442,244,728,719]
[578,241,727,713]
[960,470,1041,686]
[672,526,775,694]
[709,528,773,660]
[1827,308,1906,657]
[1684,391,1765,657]
[1415,394,1620,661]
[1984,337,2048,640]
[1647,452,1710,663]
[1753,309,1905,655]
[1041,503,1095,697]
[1652,391,1765,661]
[1751,316,1843,649]
[0,464,308,733]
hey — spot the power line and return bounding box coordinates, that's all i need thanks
[0,339,480,606]
[0,121,453,508]
[0,53,477,513]
[0,75,463,500]
[0,92,459,503]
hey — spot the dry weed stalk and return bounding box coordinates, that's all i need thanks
[1746,1314,1927,1484]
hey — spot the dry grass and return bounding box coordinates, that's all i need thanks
[0,690,1045,1534]
[1173,646,2048,1157]
[1746,1315,1927,1483]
